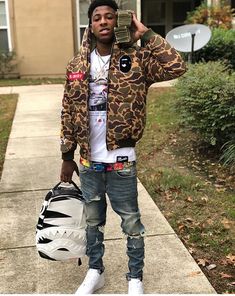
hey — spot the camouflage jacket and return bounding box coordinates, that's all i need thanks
[60,28,186,160]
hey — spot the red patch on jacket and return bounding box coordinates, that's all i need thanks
[68,72,85,81]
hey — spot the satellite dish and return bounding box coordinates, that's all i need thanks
[166,24,212,53]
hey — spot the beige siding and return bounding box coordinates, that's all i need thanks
[9,0,74,77]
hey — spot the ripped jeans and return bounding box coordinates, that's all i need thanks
[79,162,145,280]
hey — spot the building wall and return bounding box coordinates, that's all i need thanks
[9,0,74,78]
[5,0,234,78]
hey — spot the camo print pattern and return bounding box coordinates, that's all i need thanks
[61,28,186,160]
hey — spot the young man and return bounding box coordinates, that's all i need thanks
[60,0,186,294]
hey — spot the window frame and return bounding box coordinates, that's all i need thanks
[0,0,12,52]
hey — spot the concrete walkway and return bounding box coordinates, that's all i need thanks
[0,84,216,294]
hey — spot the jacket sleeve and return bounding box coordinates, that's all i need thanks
[60,71,77,161]
[141,29,186,87]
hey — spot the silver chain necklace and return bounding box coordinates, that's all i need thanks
[93,49,110,84]
[95,48,110,67]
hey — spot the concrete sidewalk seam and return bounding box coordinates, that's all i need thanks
[0,245,36,251]
[0,188,50,196]
[0,233,178,252]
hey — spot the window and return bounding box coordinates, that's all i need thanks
[0,0,11,52]
[172,0,193,25]
[79,0,89,43]
[142,0,201,36]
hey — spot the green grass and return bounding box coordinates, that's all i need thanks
[0,77,64,87]
[0,94,18,177]
[137,87,179,159]
[136,87,235,293]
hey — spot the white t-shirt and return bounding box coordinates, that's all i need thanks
[89,49,136,163]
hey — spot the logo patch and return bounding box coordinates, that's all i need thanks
[68,71,85,81]
[119,55,131,73]
[117,156,129,163]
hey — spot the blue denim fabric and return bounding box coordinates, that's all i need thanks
[79,162,145,279]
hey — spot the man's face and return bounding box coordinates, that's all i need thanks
[91,5,117,44]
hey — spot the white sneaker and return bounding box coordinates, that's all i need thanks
[128,278,144,294]
[75,268,105,295]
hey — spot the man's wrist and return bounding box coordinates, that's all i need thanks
[141,29,157,43]
[139,27,149,38]
[62,150,75,161]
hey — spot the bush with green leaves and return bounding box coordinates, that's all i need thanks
[192,28,235,70]
[0,51,17,79]
[185,0,235,29]
[175,61,235,149]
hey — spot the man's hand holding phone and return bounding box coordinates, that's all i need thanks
[130,12,148,42]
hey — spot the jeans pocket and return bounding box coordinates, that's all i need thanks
[115,165,137,178]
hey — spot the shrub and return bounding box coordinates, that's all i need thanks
[175,61,235,147]
[186,0,235,29]
[0,51,17,79]
[192,28,235,70]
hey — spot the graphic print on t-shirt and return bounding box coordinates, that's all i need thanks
[89,85,107,112]
[89,50,109,141]
[89,49,136,163]
[89,50,109,113]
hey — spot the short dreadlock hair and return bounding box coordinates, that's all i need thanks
[88,0,119,23]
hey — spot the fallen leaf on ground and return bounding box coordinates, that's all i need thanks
[188,271,201,277]
[188,247,195,254]
[206,219,214,225]
[201,196,209,202]
[220,272,234,279]
[186,196,193,202]
[226,254,235,264]
[178,224,185,232]
[216,187,226,193]
[220,258,230,266]
[222,218,235,230]
[197,258,210,267]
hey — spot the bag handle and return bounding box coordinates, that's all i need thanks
[54,161,80,190]
[53,180,80,191]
